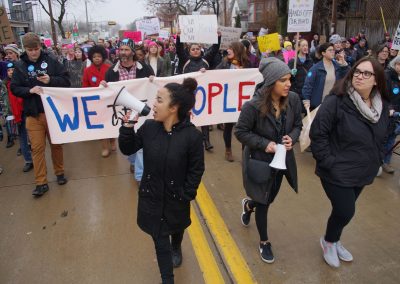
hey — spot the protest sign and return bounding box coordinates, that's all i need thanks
[392,21,400,50]
[159,30,170,39]
[287,0,314,33]
[136,18,160,36]
[219,26,242,49]
[43,39,52,47]
[41,69,263,144]
[257,33,281,52]
[0,6,15,44]
[123,31,142,42]
[283,50,296,64]
[178,15,218,44]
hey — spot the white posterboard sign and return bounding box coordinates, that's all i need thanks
[159,30,170,39]
[179,15,218,44]
[392,21,400,50]
[219,26,242,49]
[136,18,160,36]
[287,0,315,33]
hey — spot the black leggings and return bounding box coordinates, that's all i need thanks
[223,123,234,148]
[152,231,184,284]
[247,172,283,241]
[321,180,364,243]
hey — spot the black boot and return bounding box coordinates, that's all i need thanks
[172,247,182,268]
[6,136,14,148]
[201,126,213,151]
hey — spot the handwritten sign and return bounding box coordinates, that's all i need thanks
[159,30,170,39]
[219,26,242,49]
[123,31,142,43]
[43,39,52,47]
[136,18,160,36]
[287,0,314,33]
[283,50,296,64]
[257,33,281,52]
[41,69,263,144]
[392,21,400,51]
[178,15,218,44]
[0,6,15,44]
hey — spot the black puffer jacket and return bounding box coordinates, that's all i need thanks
[235,91,303,204]
[11,51,70,117]
[310,93,389,187]
[288,55,314,97]
[118,119,204,237]
[385,68,400,111]
[176,35,221,74]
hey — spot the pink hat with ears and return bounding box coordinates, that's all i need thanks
[148,41,157,47]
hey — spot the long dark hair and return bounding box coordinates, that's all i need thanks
[164,78,198,121]
[332,57,388,101]
[258,84,288,117]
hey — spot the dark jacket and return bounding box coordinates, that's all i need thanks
[235,91,303,204]
[118,119,205,237]
[176,35,221,74]
[288,55,314,97]
[352,44,369,62]
[385,67,400,111]
[302,60,350,108]
[105,60,154,82]
[310,94,389,187]
[144,56,167,77]
[11,51,70,117]
[215,59,251,70]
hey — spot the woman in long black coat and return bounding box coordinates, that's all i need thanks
[235,58,302,263]
[310,57,389,268]
[118,78,204,284]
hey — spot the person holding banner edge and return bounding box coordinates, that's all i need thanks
[235,57,302,263]
[118,78,204,284]
[176,29,221,151]
[11,32,71,197]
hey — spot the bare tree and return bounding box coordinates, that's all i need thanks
[144,0,212,15]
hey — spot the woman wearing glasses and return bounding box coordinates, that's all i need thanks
[310,57,390,268]
[175,30,221,151]
[302,42,350,110]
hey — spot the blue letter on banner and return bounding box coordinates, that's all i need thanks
[223,83,236,112]
[192,86,206,116]
[82,95,104,129]
[46,96,79,132]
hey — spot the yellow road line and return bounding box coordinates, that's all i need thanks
[196,182,257,284]
[188,204,225,284]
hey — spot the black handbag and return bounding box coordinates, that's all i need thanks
[247,158,272,184]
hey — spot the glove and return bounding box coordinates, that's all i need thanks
[291,69,297,76]
[302,100,310,110]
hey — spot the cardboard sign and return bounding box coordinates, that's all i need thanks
[219,26,242,49]
[136,18,160,36]
[392,21,400,51]
[0,6,15,44]
[178,15,218,44]
[257,33,281,52]
[123,31,142,43]
[41,69,263,144]
[287,0,315,33]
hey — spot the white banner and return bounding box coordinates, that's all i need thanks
[287,0,314,33]
[136,18,160,36]
[178,15,218,44]
[41,69,263,144]
[219,26,242,50]
[392,21,400,51]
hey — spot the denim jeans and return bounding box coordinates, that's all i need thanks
[383,122,400,164]
[127,149,143,181]
[18,116,32,163]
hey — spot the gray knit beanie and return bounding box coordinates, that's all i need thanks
[258,57,291,87]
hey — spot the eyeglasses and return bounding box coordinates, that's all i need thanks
[353,69,375,79]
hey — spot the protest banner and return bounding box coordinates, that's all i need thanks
[257,33,281,52]
[136,18,160,36]
[0,6,15,44]
[159,30,170,39]
[41,69,263,144]
[219,26,242,49]
[123,31,142,42]
[287,0,315,33]
[178,15,218,44]
[392,21,400,50]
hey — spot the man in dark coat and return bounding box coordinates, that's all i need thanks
[11,32,70,197]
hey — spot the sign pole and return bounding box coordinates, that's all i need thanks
[294,32,300,70]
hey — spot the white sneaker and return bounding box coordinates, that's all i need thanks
[336,241,353,262]
[320,237,340,268]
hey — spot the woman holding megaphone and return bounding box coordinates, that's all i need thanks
[118,78,204,284]
[235,57,302,263]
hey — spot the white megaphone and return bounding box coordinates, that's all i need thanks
[114,86,151,117]
[269,144,287,170]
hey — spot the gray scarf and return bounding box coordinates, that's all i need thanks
[349,88,382,123]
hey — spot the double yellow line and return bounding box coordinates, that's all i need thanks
[188,182,257,284]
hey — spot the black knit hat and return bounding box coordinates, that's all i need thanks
[119,38,135,52]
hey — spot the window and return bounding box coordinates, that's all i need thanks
[248,3,254,22]
[255,3,264,22]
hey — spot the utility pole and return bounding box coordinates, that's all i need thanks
[223,0,227,26]
[85,0,90,39]
[47,0,57,46]
[331,0,337,34]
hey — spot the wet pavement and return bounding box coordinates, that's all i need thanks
[1,129,399,283]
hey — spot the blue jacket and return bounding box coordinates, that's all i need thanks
[302,60,350,108]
